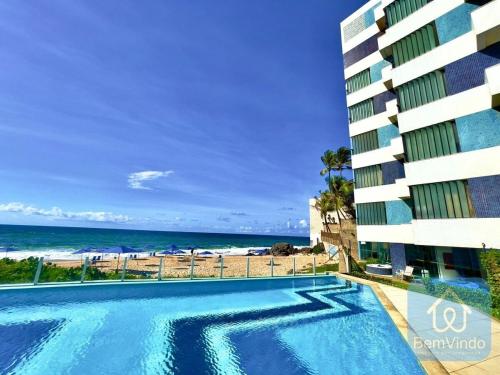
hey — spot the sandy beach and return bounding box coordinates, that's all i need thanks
[51,254,331,279]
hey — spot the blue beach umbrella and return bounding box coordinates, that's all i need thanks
[160,249,184,255]
[96,246,143,270]
[198,251,213,256]
[72,247,95,254]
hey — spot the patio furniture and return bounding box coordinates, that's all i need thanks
[395,266,414,281]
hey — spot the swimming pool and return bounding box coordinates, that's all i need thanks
[0,276,424,374]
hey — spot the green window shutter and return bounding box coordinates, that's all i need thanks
[418,185,429,219]
[357,202,387,225]
[427,127,437,158]
[346,69,371,95]
[423,184,435,218]
[435,183,448,218]
[422,127,432,159]
[432,123,444,157]
[412,186,422,219]
[429,184,441,218]
[352,130,379,154]
[390,22,439,66]
[403,121,459,162]
[449,181,463,218]
[411,180,473,220]
[457,181,471,218]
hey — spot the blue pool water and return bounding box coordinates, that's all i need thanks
[0,277,424,374]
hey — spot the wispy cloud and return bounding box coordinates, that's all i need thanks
[217,216,231,223]
[298,219,308,228]
[279,207,295,211]
[128,170,174,190]
[0,202,130,223]
[230,211,248,216]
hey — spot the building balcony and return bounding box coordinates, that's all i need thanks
[386,98,398,123]
[381,64,393,89]
[486,63,500,107]
[472,0,500,50]
[389,136,404,159]
[413,218,500,249]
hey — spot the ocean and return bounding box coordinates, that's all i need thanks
[0,224,309,260]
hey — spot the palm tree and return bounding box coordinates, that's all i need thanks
[326,175,354,225]
[314,191,335,232]
[332,147,352,177]
[320,150,336,183]
[320,147,352,182]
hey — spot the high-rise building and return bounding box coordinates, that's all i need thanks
[341,0,500,279]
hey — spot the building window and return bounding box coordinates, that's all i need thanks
[355,165,383,188]
[403,121,459,162]
[349,98,374,123]
[346,69,371,94]
[385,0,431,28]
[357,202,387,225]
[359,242,391,262]
[397,70,447,112]
[352,130,379,154]
[393,23,439,66]
[411,180,473,219]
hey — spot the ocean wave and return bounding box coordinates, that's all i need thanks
[1,246,306,261]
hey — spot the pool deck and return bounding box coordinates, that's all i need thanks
[337,273,500,375]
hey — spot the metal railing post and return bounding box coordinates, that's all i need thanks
[293,257,296,277]
[158,257,164,281]
[121,257,128,282]
[33,257,44,285]
[271,257,274,277]
[220,256,224,279]
[81,257,89,283]
[313,256,316,275]
[190,255,195,279]
[246,256,250,278]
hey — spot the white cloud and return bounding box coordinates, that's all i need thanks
[299,219,308,228]
[0,202,130,223]
[128,170,174,190]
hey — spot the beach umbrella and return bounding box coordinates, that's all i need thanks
[72,247,95,254]
[96,246,143,270]
[198,251,213,256]
[1,247,17,258]
[165,244,180,251]
[160,249,184,255]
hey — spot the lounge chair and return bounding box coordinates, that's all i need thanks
[395,266,414,281]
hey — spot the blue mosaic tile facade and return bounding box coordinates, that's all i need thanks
[343,1,381,43]
[386,200,413,225]
[468,175,500,218]
[343,34,380,69]
[381,160,405,185]
[435,3,478,44]
[373,90,397,114]
[456,109,500,152]
[369,59,391,82]
[377,124,400,147]
[390,243,406,276]
[445,43,500,96]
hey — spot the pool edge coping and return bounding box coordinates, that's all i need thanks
[335,272,449,375]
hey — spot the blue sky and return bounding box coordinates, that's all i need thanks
[0,0,365,236]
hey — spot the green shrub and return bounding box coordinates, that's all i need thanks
[311,243,325,254]
[350,271,410,290]
[480,249,500,319]
[0,257,131,284]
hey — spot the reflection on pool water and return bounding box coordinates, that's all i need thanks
[0,277,424,374]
